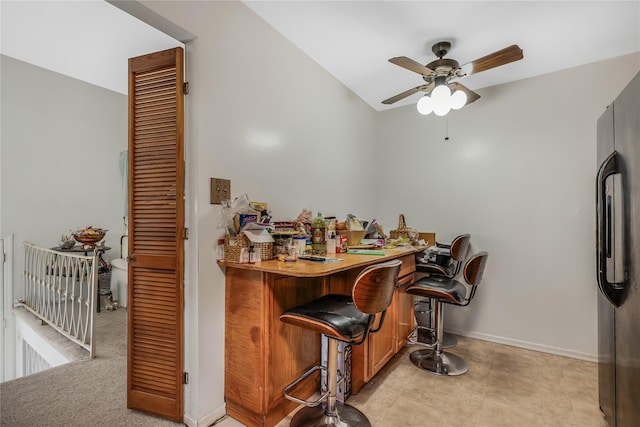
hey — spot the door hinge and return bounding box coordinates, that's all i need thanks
[183,228,189,240]
[183,82,189,95]
[183,372,189,384]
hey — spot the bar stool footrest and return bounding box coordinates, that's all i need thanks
[283,364,344,407]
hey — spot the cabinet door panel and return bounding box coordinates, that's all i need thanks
[367,295,397,378]
[396,273,415,351]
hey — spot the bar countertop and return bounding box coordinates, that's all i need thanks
[218,245,424,277]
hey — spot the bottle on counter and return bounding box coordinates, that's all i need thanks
[311,212,327,255]
[325,216,336,240]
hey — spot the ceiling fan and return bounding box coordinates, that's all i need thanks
[382,41,523,115]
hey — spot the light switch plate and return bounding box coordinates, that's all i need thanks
[210,178,231,204]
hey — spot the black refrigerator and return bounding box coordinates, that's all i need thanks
[596,71,640,427]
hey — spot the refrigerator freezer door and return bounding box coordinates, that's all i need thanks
[612,72,640,427]
[596,103,616,425]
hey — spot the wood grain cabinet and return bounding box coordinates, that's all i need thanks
[396,271,416,352]
[360,254,415,384]
[222,248,420,427]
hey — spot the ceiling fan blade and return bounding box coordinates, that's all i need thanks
[388,56,435,77]
[459,45,523,77]
[382,84,431,105]
[448,82,481,105]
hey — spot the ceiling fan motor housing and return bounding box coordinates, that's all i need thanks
[432,41,451,58]
[424,58,460,82]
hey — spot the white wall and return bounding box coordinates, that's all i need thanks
[140,2,378,425]
[3,0,639,424]
[376,53,640,359]
[136,2,640,424]
[0,55,128,301]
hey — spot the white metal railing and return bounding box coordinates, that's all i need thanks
[22,338,52,376]
[19,242,97,358]
[14,310,72,378]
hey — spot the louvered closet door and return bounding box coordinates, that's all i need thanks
[128,47,184,421]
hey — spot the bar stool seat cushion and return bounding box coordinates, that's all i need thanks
[280,294,372,343]
[407,276,467,305]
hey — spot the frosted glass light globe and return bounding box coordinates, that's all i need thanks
[431,84,451,104]
[416,96,434,115]
[450,90,467,110]
[433,103,451,116]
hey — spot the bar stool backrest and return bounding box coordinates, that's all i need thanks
[450,234,471,262]
[352,259,402,315]
[463,252,489,286]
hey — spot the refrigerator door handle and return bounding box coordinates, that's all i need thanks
[606,195,613,259]
[596,151,626,307]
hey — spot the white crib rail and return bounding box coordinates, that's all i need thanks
[20,242,97,358]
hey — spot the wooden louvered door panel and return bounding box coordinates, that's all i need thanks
[127,47,184,421]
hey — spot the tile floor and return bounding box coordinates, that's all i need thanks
[222,336,607,427]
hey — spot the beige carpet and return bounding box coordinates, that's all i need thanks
[274,337,608,427]
[0,308,183,427]
[2,308,608,427]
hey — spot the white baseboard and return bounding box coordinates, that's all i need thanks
[445,328,598,363]
[183,414,197,427]
[183,404,228,427]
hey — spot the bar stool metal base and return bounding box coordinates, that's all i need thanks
[409,349,468,376]
[290,403,371,427]
[416,328,458,349]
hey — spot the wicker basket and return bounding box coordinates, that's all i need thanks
[224,233,273,263]
[389,214,419,242]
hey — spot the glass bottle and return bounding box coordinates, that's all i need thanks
[311,212,327,255]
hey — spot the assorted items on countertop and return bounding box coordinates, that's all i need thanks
[218,194,431,264]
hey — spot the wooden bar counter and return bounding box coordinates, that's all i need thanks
[221,246,421,427]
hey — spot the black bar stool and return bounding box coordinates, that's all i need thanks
[413,234,471,349]
[280,259,402,427]
[407,252,488,376]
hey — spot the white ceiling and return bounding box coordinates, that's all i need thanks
[0,0,181,95]
[1,1,638,109]
[245,1,640,111]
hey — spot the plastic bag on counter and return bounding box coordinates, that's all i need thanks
[346,214,364,231]
[295,209,313,234]
[364,220,386,239]
[250,201,271,224]
[217,193,252,236]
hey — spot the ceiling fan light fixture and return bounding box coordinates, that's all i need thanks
[450,90,467,110]
[416,95,434,115]
[433,102,451,116]
[431,84,451,113]
[385,41,524,117]
[431,84,451,103]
